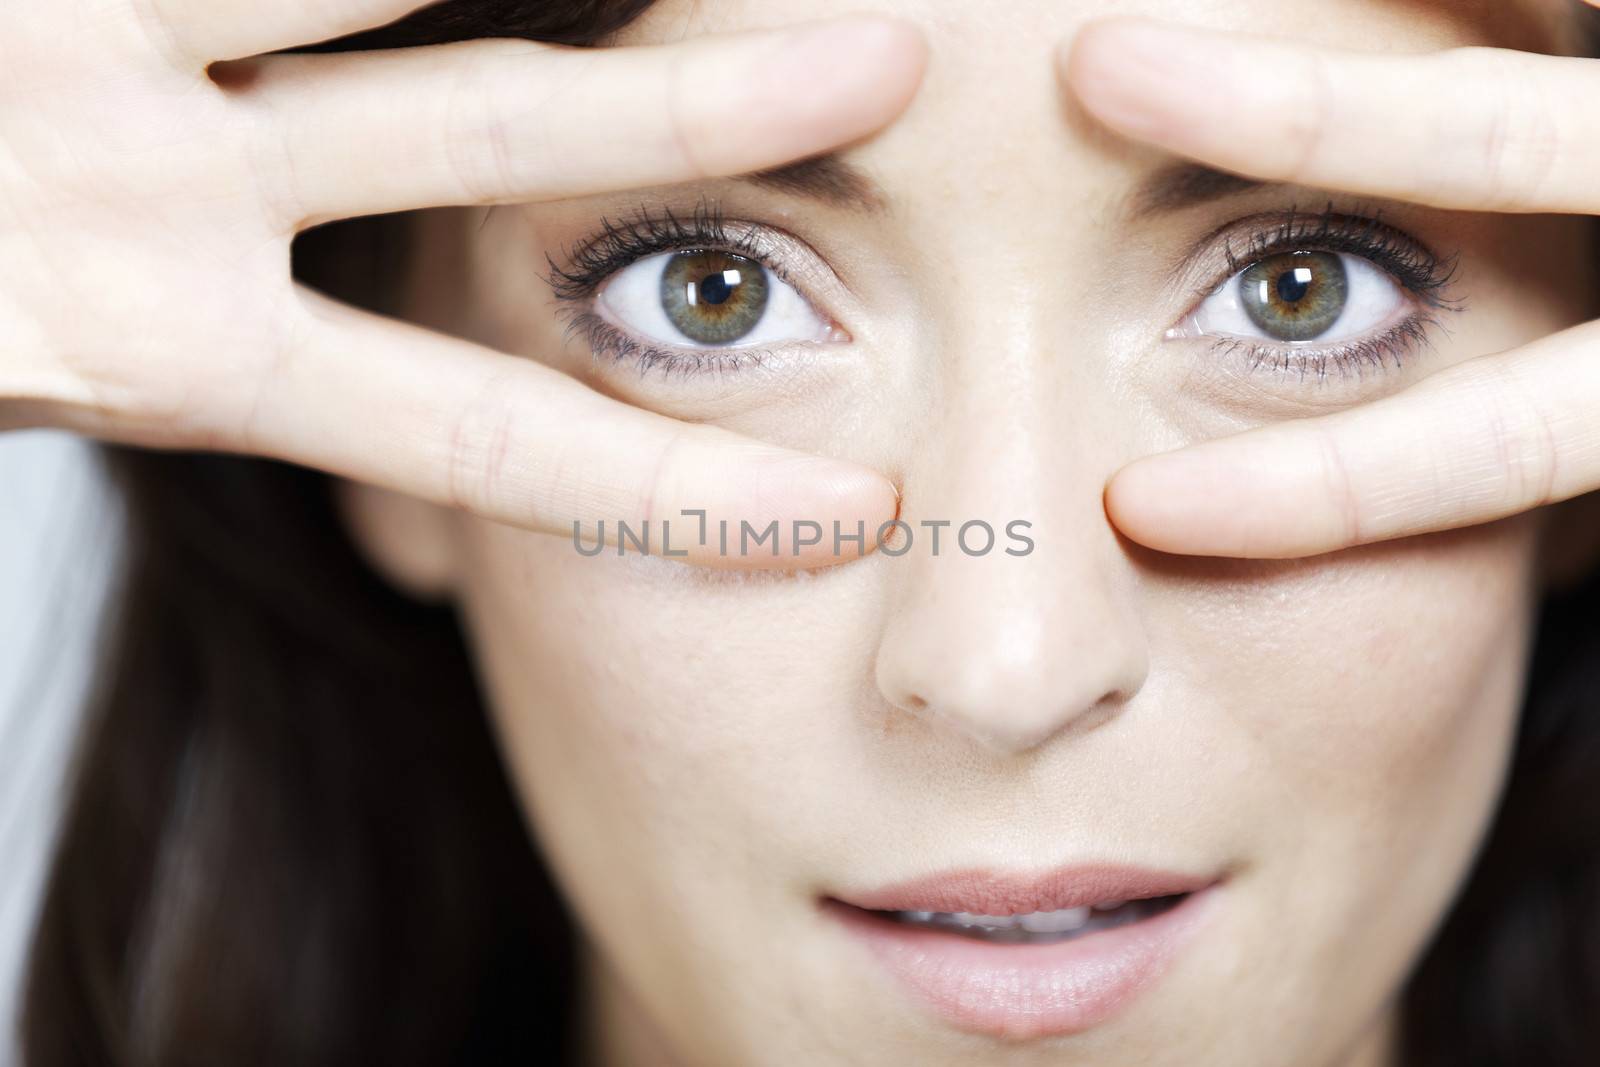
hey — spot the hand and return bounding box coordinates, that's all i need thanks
[0,1,926,567]
[1061,12,1600,558]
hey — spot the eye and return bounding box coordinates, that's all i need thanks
[1180,251,1408,345]
[596,249,835,349]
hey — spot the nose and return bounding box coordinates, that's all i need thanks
[872,331,1150,756]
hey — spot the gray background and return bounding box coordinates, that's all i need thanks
[0,431,123,1065]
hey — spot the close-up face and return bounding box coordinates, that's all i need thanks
[339,1,1598,1064]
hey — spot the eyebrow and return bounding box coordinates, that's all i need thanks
[739,152,1274,221]
[737,153,889,213]
[1131,163,1271,217]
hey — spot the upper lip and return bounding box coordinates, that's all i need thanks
[831,864,1219,916]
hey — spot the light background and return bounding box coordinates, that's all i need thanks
[0,431,124,1065]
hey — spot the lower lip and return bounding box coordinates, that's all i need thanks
[825,886,1219,1041]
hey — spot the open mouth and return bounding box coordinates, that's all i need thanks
[871,893,1190,945]
[825,866,1220,1040]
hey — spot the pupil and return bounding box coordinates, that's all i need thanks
[1276,266,1314,305]
[699,270,736,306]
[1238,251,1348,343]
[660,252,769,345]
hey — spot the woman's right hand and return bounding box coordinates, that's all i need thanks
[0,1,924,566]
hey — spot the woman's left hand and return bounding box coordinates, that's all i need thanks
[1060,11,1600,558]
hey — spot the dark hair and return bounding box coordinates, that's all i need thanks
[19,3,1600,1064]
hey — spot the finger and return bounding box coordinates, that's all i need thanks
[236,286,899,569]
[1062,17,1600,213]
[230,17,927,230]
[130,0,434,69]
[1104,321,1600,558]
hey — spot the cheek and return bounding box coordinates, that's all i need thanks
[450,521,884,906]
[1149,516,1538,811]
[449,500,1544,1062]
[1138,511,1542,1034]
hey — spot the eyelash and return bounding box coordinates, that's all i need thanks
[1188,206,1462,384]
[546,202,803,378]
[546,203,1462,383]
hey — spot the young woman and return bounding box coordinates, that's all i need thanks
[9,0,1600,1064]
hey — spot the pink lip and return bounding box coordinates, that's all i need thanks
[826,865,1222,1041]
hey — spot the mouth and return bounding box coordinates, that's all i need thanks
[824,865,1221,1041]
[874,892,1188,943]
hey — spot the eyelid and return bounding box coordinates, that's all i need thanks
[1160,208,1463,394]
[1170,251,1415,346]
[545,204,855,380]
[593,249,841,351]
[1169,205,1461,320]
[546,201,846,309]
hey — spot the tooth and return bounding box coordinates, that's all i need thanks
[905,911,934,923]
[952,912,1016,929]
[1092,900,1126,912]
[1018,907,1091,934]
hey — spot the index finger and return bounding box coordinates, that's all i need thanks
[1061,13,1600,214]
[236,17,928,230]
[255,287,902,570]
[1102,321,1600,559]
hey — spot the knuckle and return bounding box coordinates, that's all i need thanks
[662,49,714,181]
[443,366,520,516]
[1313,429,1365,547]
[635,426,703,526]
[1279,49,1334,185]
[236,69,315,231]
[237,298,303,455]
[122,0,197,73]
[441,61,507,204]
[443,44,565,204]
[1476,359,1563,512]
[1461,48,1561,211]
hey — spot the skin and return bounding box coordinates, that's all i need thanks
[334,1,1600,1066]
[7,0,1597,1063]
[1076,6,1600,557]
[0,1,923,565]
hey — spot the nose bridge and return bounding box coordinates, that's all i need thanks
[873,304,1150,755]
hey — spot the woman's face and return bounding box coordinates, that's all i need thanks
[345,0,1598,1063]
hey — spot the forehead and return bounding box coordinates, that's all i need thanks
[605,0,1586,233]
[614,0,1581,56]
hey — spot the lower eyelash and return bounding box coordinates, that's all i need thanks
[563,309,780,380]
[1209,313,1444,385]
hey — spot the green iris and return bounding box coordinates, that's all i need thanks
[660,251,770,345]
[1240,251,1348,342]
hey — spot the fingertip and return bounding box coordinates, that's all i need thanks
[826,12,929,69]
[779,14,928,141]
[768,452,900,532]
[1059,17,1135,76]
[668,447,898,569]
[1104,448,1242,557]
[1061,18,1157,84]
[857,14,931,92]
[1060,17,1211,144]
[1103,453,1181,551]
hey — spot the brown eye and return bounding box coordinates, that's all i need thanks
[1239,251,1348,342]
[660,251,770,345]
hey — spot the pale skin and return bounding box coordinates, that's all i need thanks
[0,0,926,566]
[6,2,1600,1067]
[1069,6,1600,559]
[337,2,1600,1066]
